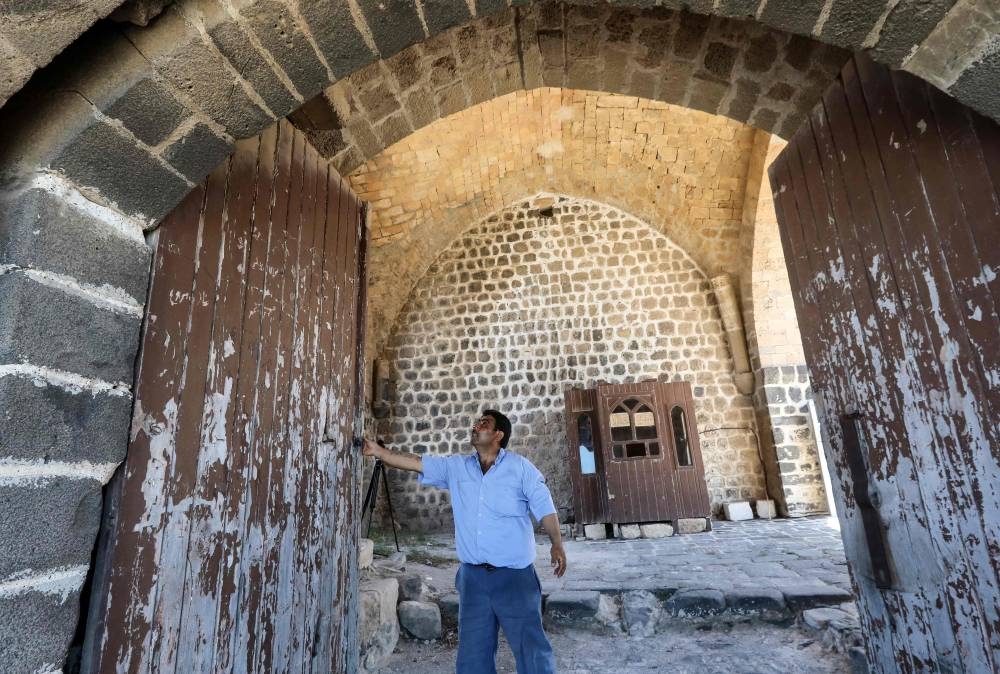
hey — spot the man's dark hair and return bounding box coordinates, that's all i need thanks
[483,409,512,449]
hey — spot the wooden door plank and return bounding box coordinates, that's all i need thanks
[257,126,308,673]
[231,119,293,673]
[96,181,208,673]
[147,151,230,674]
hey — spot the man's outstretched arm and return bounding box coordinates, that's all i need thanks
[539,513,567,577]
[362,439,423,473]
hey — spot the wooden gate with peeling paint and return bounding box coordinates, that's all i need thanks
[771,54,1000,672]
[80,120,367,673]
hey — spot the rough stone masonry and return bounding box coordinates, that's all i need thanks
[375,193,767,529]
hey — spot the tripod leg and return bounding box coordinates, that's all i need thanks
[381,465,401,552]
[366,462,382,539]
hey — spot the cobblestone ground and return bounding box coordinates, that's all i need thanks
[392,516,851,596]
[385,620,853,673]
[375,517,859,672]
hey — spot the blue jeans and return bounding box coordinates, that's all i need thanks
[455,563,556,674]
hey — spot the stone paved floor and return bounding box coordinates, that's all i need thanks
[389,516,852,598]
[385,620,854,673]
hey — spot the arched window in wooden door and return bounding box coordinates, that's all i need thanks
[608,398,660,459]
[671,405,693,467]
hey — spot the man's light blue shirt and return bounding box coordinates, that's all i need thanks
[419,449,557,569]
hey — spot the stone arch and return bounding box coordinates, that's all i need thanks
[3,0,997,130]
[0,0,998,668]
[3,1,999,229]
[296,4,850,175]
[374,192,765,528]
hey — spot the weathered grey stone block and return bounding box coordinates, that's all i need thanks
[126,6,274,139]
[49,115,189,222]
[871,0,956,66]
[359,538,375,569]
[399,572,431,602]
[640,523,673,538]
[0,186,152,302]
[583,523,607,540]
[801,605,851,631]
[0,476,103,578]
[723,501,754,521]
[622,590,660,637]
[360,577,400,671]
[818,0,887,50]
[759,0,825,36]
[438,592,459,625]
[781,583,853,611]
[241,0,330,99]
[398,600,442,640]
[203,15,299,118]
[0,271,142,383]
[475,0,507,16]
[355,0,425,59]
[755,499,778,519]
[619,523,641,539]
[676,517,708,534]
[0,584,82,674]
[372,550,407,573]
[419,0,473,35]
[296,0,376,80]
[545,590,600,624]
[663,588,726,617]
[105,77,189,147]
[726,587,787,614]
[161,123,233,183]
[0,372,131,464]
[950,50,1000,128]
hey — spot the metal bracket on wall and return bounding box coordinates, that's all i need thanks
[839,412,894,590]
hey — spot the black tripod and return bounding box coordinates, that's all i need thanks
[361,440,400,552]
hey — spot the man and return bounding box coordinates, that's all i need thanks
[362,409,566,674]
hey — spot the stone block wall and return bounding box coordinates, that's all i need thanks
[375,193,765,531]
[757,366,828,516]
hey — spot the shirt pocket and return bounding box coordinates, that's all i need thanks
[484,483,528,518]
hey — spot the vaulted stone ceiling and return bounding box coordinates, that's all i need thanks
[340,87,767,357]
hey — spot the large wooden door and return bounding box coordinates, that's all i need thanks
[82,120,367,673]
[771,54,1000,672]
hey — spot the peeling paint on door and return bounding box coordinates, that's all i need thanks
[81,120,368,673]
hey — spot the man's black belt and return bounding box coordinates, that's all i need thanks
[470,562,501,572]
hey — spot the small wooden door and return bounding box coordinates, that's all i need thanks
[564,387,611,525]
[594,381,710,523]
[83,120,367,673]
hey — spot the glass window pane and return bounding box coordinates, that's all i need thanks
[625,442,646,458]
[577,413,597,475]
[672,405,693,467]
[612,444,624,459]
[648,442,660,455]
